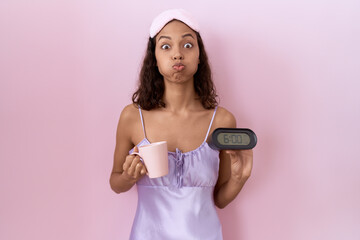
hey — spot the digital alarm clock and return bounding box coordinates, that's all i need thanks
[208,128,257,150]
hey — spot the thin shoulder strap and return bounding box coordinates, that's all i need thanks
[204,106,218,142]
[138,106,147,139]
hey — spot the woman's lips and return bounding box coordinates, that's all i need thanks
[173,63,185,71]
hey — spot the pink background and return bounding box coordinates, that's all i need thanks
[1,1,359,239]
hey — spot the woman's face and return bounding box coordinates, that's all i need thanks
[155,20,200,83]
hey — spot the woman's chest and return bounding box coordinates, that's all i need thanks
[141,112,214,152]
[138,145,220,188]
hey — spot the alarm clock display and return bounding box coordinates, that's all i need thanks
[208,128,257,150]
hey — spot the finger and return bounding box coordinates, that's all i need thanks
[128,156,141,175]
[133,146,139,153]
[123,156,133,172]
[225,150,237,160]
[140,164,147,175]
[134,162,143,179]
[224,150,239,164]
[225,150,236,154]
[123,153,138,171]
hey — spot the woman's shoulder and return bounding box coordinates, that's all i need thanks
[214,106,236,128]
[118,103,140,125]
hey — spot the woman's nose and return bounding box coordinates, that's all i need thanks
[172,49,183,60]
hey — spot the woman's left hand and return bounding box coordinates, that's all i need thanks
[225,149,253,183]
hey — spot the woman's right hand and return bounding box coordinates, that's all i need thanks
[122,146,147,182]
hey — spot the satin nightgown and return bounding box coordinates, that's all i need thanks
[129,106,222,240]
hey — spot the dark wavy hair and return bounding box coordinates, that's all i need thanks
[132,31,218,110]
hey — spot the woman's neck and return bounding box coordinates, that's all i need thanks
[162,80,201,113]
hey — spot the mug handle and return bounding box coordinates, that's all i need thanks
[130,152,144,163]
[130,152,148,175]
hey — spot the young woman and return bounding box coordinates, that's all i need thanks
[110,9,253,240]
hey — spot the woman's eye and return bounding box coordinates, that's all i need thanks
[184,43,193,48]
[161,44,170,50]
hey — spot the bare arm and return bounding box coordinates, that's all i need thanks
[109,105,147,193]
[213,108,254,208]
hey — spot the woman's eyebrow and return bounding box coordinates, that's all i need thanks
[182,33,195,39]
[158,33,194,42]
[158,36,171,42]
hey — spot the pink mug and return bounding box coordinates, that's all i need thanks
[131,141,169,178]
